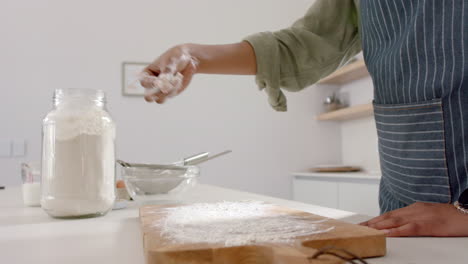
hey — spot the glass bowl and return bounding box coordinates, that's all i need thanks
[121,165,199,203]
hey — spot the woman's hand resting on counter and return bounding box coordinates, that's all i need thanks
[360,202,468,237]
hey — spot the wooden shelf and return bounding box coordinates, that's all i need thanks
[318,60,369,85]
[293,172,381,181]
[316,103,373,121]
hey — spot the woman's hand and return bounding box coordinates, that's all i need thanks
[360,202,468,237]
[139,42,257,104]
[139,45,198,104]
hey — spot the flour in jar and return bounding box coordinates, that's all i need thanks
[41,106,116,217]
[156,201,334,246]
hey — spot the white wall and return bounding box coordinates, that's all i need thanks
[339,76,380,174]
[0,0,343,198]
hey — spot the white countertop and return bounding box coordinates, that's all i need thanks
[1,184,467,264]
[293,172,382,181]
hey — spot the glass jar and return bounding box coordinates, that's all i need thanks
[41,89,116,218]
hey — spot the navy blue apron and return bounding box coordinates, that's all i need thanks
[359,0,468,213]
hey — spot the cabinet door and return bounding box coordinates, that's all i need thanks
[338,181,380,216]
[292,178,339,209]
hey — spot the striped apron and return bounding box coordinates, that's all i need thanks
[359,0,468,213]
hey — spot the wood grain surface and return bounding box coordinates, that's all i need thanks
[139,204,386,264]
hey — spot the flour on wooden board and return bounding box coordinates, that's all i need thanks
[155,201,334,246]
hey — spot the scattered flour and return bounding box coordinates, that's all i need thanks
[156,201,334,247]
[140,72,183,98]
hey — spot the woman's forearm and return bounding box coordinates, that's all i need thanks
[183,42,257,75]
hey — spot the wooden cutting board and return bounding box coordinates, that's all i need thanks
[139,204,386,264]
[309,166,362,173]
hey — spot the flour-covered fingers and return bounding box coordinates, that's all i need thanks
[156,74,176,94]
[155,93,167,104]
[168,73,183,97]
[139,71,158,89]
[145,89,166,104]
[144,95,153,102]
[175,62,197,95]
[140,45,199,103]
[142,80,173,104]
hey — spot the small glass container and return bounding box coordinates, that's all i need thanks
[21,162,41,207]
[41,89,116,218]
[323,93,345,112]
[121,165,199,204]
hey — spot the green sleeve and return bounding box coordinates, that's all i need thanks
[244,0,362,111]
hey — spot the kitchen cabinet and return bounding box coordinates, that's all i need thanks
[292,172,381,216]
[293,178,338,209]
